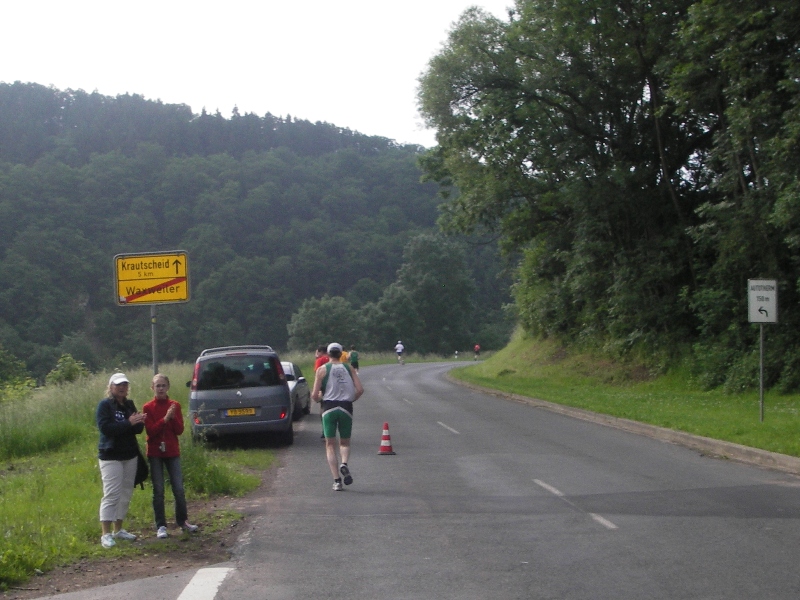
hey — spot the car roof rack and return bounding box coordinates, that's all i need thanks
[200,345,275,356]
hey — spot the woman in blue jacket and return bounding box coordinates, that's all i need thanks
[96,373,145,548]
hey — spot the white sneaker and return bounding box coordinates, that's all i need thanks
[182,522,199,533]
[101,533,116,548]
[332,481,343,491]
[157,526,168,539]
[113,529,136,541]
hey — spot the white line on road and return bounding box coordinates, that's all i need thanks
[177,567,233,600]
[534,479,618,531]
[403,398,412,405]
[437,421,460,434]
[590,513,619,530]
[534,479,564,496]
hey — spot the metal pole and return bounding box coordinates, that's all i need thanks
[151,305,158,375]
[759,323,764,422]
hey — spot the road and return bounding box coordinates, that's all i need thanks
[38,361,800,599]
[216,361,800,599]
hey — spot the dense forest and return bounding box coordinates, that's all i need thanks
[418,0,800,391]
[0,82,512,382]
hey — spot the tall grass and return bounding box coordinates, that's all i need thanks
[0,364,271,588]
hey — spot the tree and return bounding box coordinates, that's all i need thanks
[418,0,699,355]
[287,296,362,352]
[667,0,800,389]
[393,234,474,354]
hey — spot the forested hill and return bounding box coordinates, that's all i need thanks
[0,82,412,165]
[0,82,510,381]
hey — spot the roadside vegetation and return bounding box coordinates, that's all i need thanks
[0,364,274,589]
[452,331,800,459]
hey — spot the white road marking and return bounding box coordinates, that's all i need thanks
[437,421,460,434]
[534,479,564,496]
[403,398,412,405]
[177,567,233,600]
[590,513,619,530]
[534,479,618,531]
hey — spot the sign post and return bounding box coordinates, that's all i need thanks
[747,279,777,422]
[115,251,189,374]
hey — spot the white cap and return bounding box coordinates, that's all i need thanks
[327,342,343,353]
[109,373,129,385]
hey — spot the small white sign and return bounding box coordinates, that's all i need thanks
[748,279,778,323]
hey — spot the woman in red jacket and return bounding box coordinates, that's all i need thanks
[143,374,198,538]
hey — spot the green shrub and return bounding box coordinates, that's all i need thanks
[45,354,90,386]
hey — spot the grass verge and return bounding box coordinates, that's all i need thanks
[451,332,800,458]
[0,364,272,589]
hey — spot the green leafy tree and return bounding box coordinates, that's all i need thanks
[287,295,362,352]
[418,0,699,356]
[394,234,474,354]
[361,285,422,352]
[0,343,35,400]
[667,0,800,389]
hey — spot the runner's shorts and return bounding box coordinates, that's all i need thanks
[321,402,354,438]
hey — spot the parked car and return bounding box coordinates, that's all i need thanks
[188,345,294,444]
[281,361,311,420]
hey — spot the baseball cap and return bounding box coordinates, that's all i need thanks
[109,373,129,385]
[327,342,343,353]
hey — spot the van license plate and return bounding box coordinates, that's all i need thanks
[227,408,256,416]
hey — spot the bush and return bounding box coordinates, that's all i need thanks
[45,354,90,386]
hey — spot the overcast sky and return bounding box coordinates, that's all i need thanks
[2,1,513,148]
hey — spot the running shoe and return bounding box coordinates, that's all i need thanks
[101,533,116,548]
[332,481,344,491]
[182,522,199,533]
[157,526,168,539]
[339,464,353,486]
[113,529,136,541]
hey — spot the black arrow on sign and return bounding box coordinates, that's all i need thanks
[172,259,182,274]
[759,306,769,317]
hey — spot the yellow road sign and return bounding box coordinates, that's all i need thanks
[115,251,189,305]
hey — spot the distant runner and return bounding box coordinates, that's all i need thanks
[349,345,360,373]
[394,340,405,365]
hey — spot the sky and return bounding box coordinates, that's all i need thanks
[3,1,513,148]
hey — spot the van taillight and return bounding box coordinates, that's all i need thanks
[275,360,286,382]
[191,362,201,391]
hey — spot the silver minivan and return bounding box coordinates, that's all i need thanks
[188,345,294,444]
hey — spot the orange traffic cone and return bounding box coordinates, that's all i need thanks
[377,422,396,455]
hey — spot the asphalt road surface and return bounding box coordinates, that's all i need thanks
[38,362,800,599]
[213,361,800,599]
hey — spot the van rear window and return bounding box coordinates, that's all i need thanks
[196,357,280,390]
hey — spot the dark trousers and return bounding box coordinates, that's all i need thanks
[149,456,188,528]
